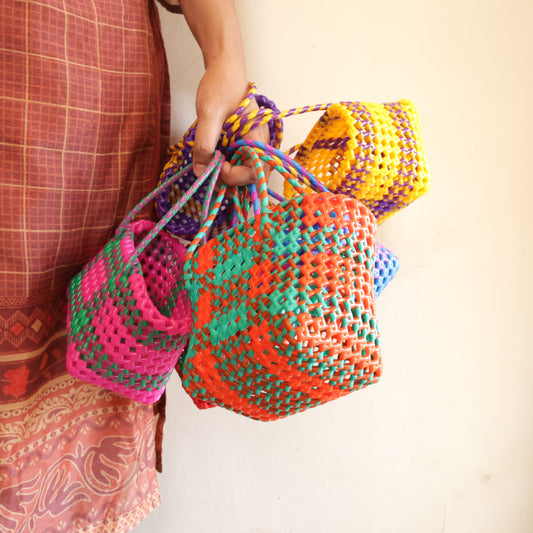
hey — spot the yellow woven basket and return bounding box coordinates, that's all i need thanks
[284,100,430,224]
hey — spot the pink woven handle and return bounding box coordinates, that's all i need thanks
[120,151,224,268]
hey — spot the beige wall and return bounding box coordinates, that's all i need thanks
[134,1,533,531]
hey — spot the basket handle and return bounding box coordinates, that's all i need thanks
[185,187,229,263]
[174,82,284,156]
[227,142,328,227]
[228,147,270,225]
[190,141,328,244]
[125,151,224,267]
[185,145,269,262]
[117,151,219,235]
[178,82,257,149]
[230,140,330,195]
[221,102,333,149]
[221,88,284,149]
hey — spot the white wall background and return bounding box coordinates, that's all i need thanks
[134,1,533,531]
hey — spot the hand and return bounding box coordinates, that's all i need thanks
[193,63,270,186]
[179,0,270,186]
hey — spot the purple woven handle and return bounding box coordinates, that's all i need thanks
[181,83,283,151]
[117,155,214,234]
[229,83,257,121]
[228,103,332,141]
[221,90,283,143]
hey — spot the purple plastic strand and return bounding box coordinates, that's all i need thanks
[343,103,376,196]
[384,102,418,199]
[268,188,285,202]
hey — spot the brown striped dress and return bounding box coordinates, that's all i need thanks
[0,1,182,531]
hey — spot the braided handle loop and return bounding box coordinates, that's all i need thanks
[230,139,329,194]
[221,87,284,148]
[222,102,332,148]
[175,82,284,155]
[125,151,224,268]
[186,141,330,264]
[228,146,269,224]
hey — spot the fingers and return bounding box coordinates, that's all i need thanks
[192,114,223,178]
[192,65,247,178]
[193,129,262,186]
[194,112,270,187]
[192,74,273,186]
[220,161,258,187]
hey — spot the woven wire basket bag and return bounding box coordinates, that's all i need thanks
[178,141,382,421]
[283,100,430,224]
[156,83,283,241]
[181,153,400,414]
[220,96,429,224]
[66,154,224,403]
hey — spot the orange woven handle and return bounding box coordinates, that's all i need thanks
[185,146,268,262]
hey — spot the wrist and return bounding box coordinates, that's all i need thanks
[203,53,247,87]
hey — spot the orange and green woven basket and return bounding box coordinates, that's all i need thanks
[178,141,382,421]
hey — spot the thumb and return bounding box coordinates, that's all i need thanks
[192,114,224,177]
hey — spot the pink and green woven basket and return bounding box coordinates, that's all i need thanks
[66,153,224,403]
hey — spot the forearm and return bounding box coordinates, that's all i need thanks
[178,0,266,184]
[179,0,246,77]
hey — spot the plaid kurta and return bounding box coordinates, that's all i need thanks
[0,1,179,531]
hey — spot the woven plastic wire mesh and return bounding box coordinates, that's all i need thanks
[66,220,191,404]
[266,190,400,298]
[178,143,382,421]
[284,100,430,224]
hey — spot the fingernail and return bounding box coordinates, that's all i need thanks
[194,164,207,177]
